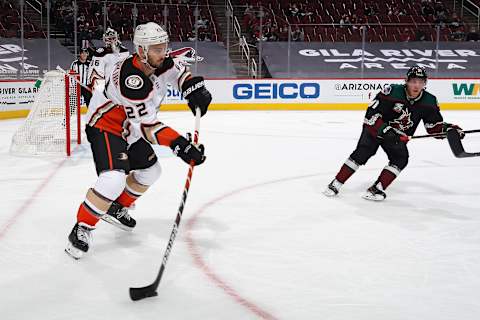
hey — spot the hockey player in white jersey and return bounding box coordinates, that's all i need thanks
[65,22,211,259]
[87,28,130,93]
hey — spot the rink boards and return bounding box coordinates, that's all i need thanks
[1,78,479,119]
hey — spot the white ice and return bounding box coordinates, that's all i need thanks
[1,111,480,320]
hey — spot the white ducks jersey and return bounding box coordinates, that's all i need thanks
[85,54,191,146]
[87,45,130,91]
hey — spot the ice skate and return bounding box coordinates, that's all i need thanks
[362,183,386,201]
[323,179,342,197]
[101,202,136,231]
[65,222,95,259]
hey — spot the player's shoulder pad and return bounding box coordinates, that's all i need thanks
[119,57,153,101]
[154,57,175,76]
[93,47,111,57]
[381,83,404,96]
[380,84,392,96]
[420,90,439,108]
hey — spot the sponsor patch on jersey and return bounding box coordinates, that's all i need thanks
[125,75,144,90]
[382,85,392,95]
[393,103,404,113]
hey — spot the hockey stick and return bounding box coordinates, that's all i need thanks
[401,129,480,141]
[447,129,480,158]
[129,108,202,301]
[56,65,92,92]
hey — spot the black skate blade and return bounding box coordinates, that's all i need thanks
[129,286,158,301]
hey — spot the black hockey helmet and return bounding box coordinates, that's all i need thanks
[406,65,427,82]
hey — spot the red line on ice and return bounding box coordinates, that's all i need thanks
[185,173,321,320]
[0,158,67,240]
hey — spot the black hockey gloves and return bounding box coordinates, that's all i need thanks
[170,135,206,166]
[377,125,405,145]
[438,123,465,140]
[182,76,212,117]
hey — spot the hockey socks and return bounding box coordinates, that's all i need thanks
[324,158,360,196]
[77,188,112,227]
[116,173,150,208]
[336,158,360,184]
[377,165,401,190]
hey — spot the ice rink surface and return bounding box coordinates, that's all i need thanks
[1,111,480,320]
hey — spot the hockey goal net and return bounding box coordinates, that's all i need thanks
[10,70,81,156]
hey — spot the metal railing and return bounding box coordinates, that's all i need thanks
[227,0,241,41]
[25,0,43,31]
[239,36,251,76]
[462,0,480,30]
[250,57,257,78]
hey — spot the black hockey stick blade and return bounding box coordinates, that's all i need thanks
[447,129,480,158]
[129,283,159,301]
[129,269,163,301]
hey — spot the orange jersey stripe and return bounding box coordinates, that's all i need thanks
[155,127,180,146]
[104,132,113,170]
[93,107,127,137]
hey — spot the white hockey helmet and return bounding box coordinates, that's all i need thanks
[133,22,169,59]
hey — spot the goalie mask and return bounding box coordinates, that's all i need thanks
[103,28,120,51]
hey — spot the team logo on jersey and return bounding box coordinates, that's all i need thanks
[390,109,413,131]
[96,48,104,53]
[393,103,404,113]
[125,75,144,89]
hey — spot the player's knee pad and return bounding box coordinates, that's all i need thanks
[391,156,409,170]
[94,170,126,201]
[349,151,372,166]
[132,161,162,186]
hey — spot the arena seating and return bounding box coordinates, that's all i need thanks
[239,0,468,42]
[54,0,220,42]
[0,1,45,38]
[0,0,474,42]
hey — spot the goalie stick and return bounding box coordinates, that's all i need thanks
[129,108,202,301]
[447,129,480,158]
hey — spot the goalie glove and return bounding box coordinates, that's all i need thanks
[182,76,212,117]
[170,135,206,166]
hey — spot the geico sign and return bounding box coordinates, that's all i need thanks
[233,82,320,99]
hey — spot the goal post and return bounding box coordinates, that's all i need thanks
[10,70,81,156]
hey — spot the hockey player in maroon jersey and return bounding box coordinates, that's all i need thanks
[324,66,464,201]
[65,22,212,259]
